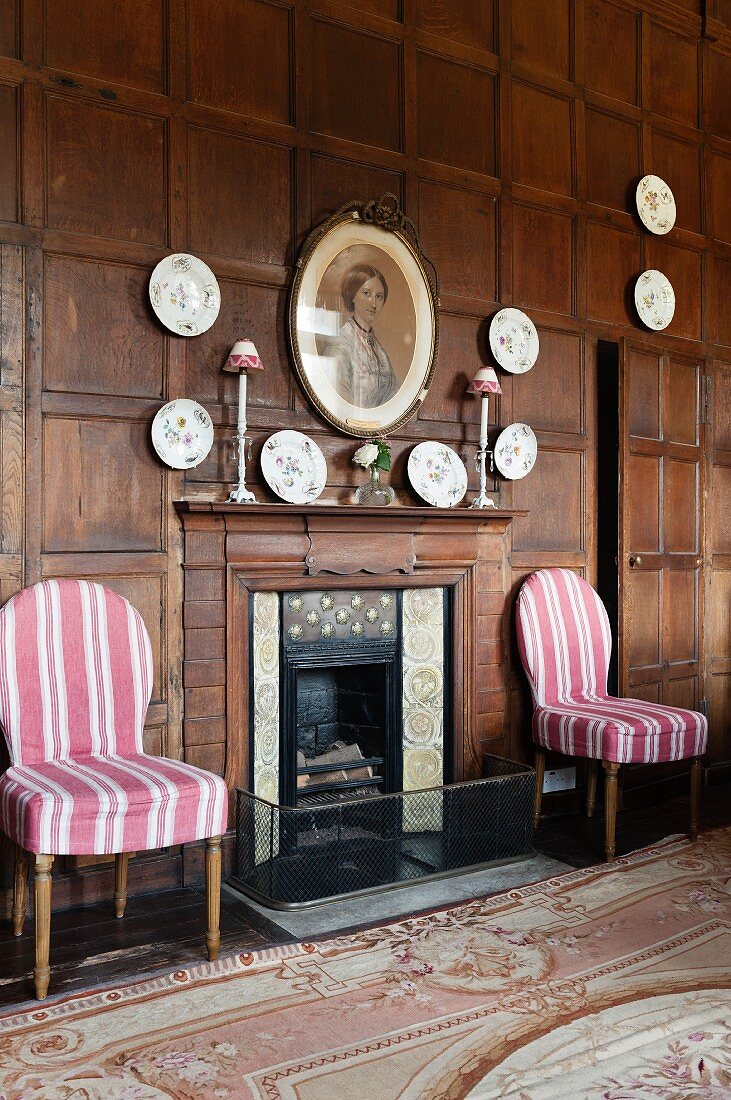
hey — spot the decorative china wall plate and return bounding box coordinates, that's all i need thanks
[407,441,468,507]
[493,423,538,480]
[151,399,214,469]
[149,253,221,336]
[261,430,327,503]
[489,308,539,373]
[634,270,675,331]
[636,175,676,235]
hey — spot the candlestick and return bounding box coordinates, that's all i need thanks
[222,340,264,504]
[466,364,502,510]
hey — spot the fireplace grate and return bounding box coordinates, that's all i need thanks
[232,756,535,909]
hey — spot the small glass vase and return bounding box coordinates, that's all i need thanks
[355,464,395,506]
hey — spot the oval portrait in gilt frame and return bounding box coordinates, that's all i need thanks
[288,194,440,437]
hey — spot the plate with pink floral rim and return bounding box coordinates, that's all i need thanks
[494,422,538,481]
[407,441,468,508]
[149,253,221,336]
[151,399,214,469]
[634,270,675,331]
[636,175,676,235]
[261,430,327,503]
[488,308,539,374]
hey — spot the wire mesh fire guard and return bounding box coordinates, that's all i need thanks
[232,755,535,908]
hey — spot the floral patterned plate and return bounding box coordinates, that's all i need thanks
[634,269,675,331]
[151,398,214,469]
[489,308,539,374]
[407,441,468,508]
[261,430,327,503]
[149,253,221,336]
[636,174,676,235]
[493,422,538,481]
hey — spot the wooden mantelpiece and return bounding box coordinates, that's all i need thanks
[174,502,525,819]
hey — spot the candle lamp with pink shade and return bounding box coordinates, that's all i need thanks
[223,339,264,503]
[467,364,502,509]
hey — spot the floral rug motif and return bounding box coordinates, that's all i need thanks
[1,828,730,1099]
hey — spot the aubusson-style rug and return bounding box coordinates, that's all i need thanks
[1,828,730,1100]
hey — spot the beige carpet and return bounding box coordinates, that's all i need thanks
[1,828,730,1099]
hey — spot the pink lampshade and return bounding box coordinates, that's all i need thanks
[467,365,502,395]
[223,339,264,373]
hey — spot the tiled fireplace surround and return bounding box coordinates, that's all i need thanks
[175,503,521,842]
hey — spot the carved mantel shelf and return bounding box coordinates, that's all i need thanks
[174,501,525,576]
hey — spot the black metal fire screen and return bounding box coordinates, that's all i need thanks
[231,755,535,909]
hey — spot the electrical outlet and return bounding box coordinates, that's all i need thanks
[543,766,576,793]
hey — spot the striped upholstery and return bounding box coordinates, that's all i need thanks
[516,569,707,765]
[0,580,227,854]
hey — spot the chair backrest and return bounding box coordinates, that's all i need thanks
[0,579,153,766]
[516,568,612,707]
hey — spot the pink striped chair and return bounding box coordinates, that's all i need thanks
[0,579,228,999]
[516,569,707,862]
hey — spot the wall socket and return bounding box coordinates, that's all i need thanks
[542,766,576,793]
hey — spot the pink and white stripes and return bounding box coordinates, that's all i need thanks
[516,569,707,765]
[0,580,227,855]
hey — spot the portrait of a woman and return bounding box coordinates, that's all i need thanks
[328,264,400,408]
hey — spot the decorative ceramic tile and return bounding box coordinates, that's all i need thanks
[252,592,280,859]
[401,588,444,831]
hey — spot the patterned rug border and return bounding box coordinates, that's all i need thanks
[0,828,712,1033]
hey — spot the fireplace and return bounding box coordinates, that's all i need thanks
[251,586,450,809]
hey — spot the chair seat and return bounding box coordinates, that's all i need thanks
[533,696,708,764]
[0,753,228,855]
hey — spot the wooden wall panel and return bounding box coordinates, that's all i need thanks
[586,109,640,213]
[707,49,731,142]
[512,329,583,434]
[708,152,731,244]
[42,418,163,553]
[587,223,641,325]
[512,83,574,196]
[416,1,494,51]
[310,153,404,225]
[644,239,702,341]
[584,0,639,105]
[708,256,731,347]
[0,3,17,58]
[0,84,17,224]
[418,182,497,302]
[46,97,167,245]
[511,0,571,81]
[648,24,699,128]
[512,205,574,315]
[511,450,583,552]
[417,53,496,175]
[185,282,290,410]
[43,255,165,398]
[311,19,402,151]
[188,129,293,266]
[650,131,702,235]
[187,0,293,124]
[420,313,483,424]
[44,0,166,94]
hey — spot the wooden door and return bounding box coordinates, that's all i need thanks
[705,359,731,765]
[618,344,705,716]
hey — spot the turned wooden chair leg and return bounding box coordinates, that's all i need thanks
[689,756,702,841]
[12,845,29,937]
[114,852,130,918]
[603,761,620,862]
[585,759,599,818]
[533,748,546,829]
[205,835,222,962]
[34,854,54,1000]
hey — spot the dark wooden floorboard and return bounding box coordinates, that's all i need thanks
[1,781,729,1012]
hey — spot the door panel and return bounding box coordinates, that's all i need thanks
[620,344,704,709]
[705,360,731,763]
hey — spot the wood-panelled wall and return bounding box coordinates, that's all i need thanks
[0,0,730,905]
